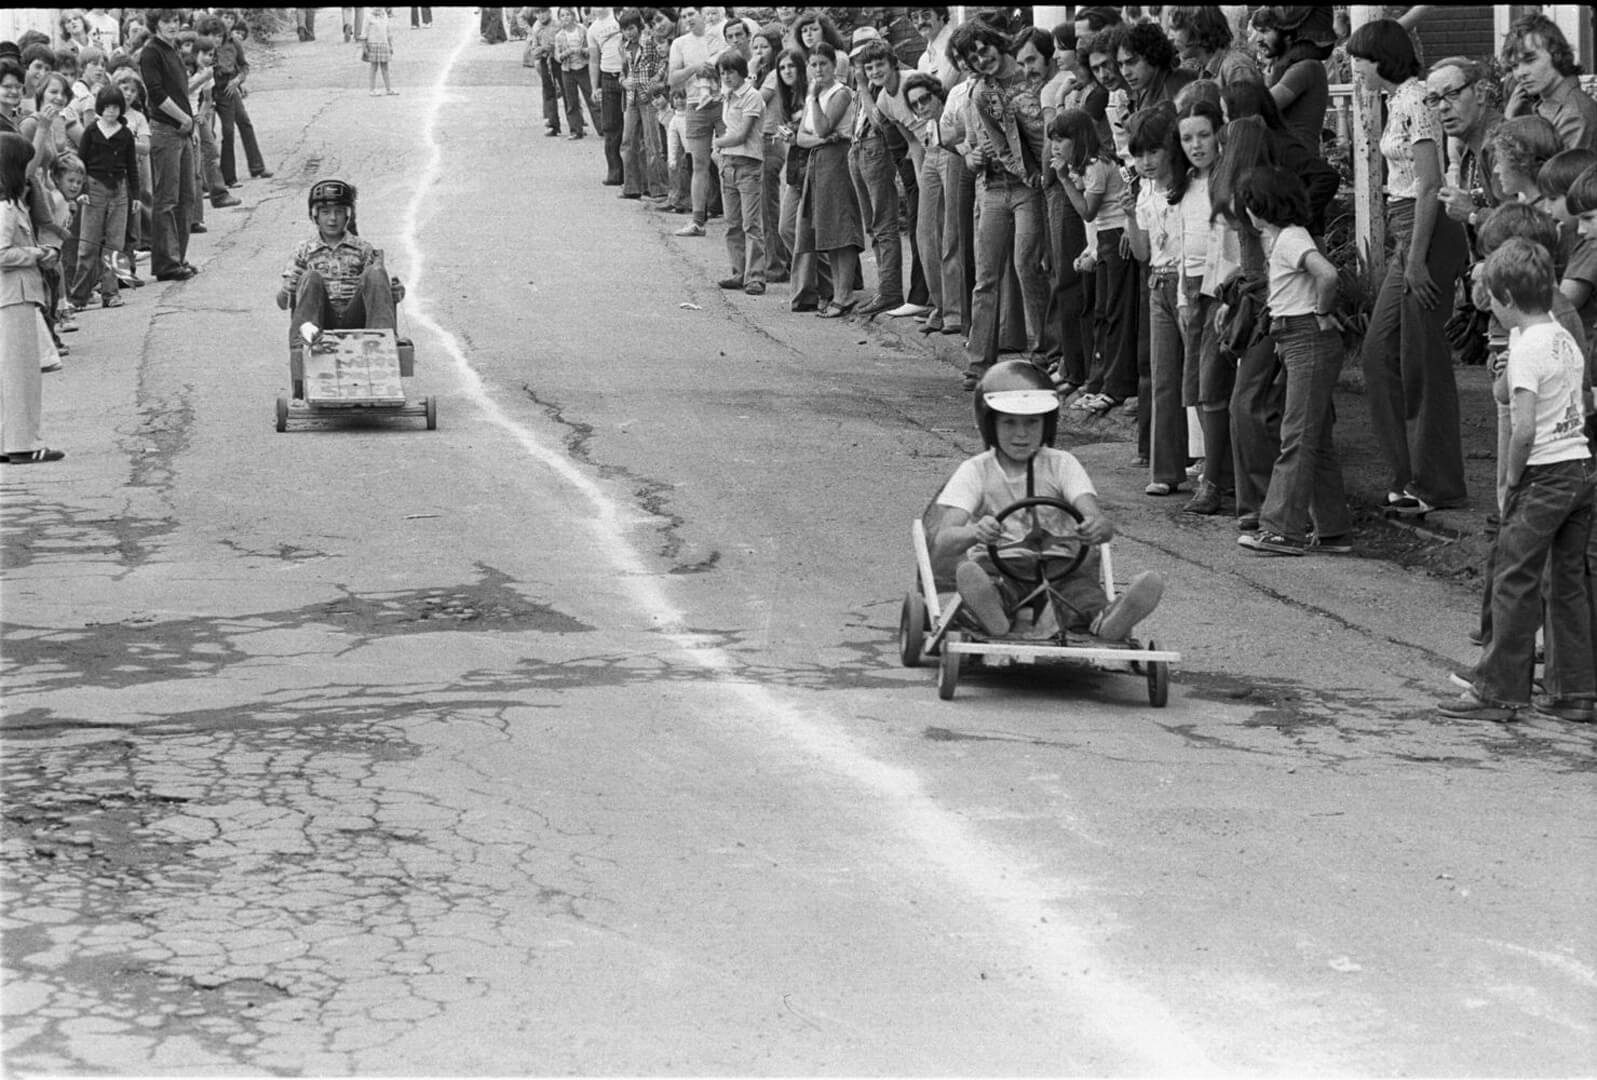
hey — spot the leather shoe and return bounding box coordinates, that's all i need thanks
[155,267,197,281]
[211,192,241,207]
[1182,481,1223,515]
[250,169,274,179]
[1532,695,1596,722]
[189,222,207,233]
[856,296,898,317]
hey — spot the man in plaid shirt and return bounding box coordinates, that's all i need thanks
[619,8,672,200]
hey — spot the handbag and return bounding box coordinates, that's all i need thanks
[1214,272,1269,361]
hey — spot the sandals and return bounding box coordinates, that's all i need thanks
[817,299,857,319]
[1,448,66,464]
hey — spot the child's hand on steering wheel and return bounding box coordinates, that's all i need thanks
[1077,512,1113,546]
[971,515,1003,545]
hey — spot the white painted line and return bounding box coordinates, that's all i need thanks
[394,20,1227,1074]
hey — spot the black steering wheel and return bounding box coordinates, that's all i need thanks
[986,496,1088,586]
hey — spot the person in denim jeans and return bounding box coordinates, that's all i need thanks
[951,21,1049,388]
[712,52,766,294]
[69,83,135,308]
[1443,238,1595,723]
[845,33,908,317]
[1236,166,1352,557]
[619,10,669,199]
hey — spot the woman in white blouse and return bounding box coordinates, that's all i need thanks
[1348,18,1471,516]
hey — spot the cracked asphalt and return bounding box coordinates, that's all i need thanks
[2,10,1594,1076]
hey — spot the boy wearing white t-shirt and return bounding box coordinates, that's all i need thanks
[1443,237,1595,722]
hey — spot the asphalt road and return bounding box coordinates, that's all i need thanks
[2,10,1594,1076]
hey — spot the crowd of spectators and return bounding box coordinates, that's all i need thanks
[2,7,274,462]
[526,5,1597,720]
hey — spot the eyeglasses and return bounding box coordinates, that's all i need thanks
[1423,83,1473,109]
[907,94,934,109]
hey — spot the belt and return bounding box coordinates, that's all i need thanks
[1148,267,1178,281]
[600,70,621,79]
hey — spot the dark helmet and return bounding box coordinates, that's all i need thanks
[973,361,1059,450]
[307,178,358,232]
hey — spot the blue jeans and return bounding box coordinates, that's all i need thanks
[1359,198,1469,505]
[148,122,195,276]
[719,156,765,285]
[1230,323,1283,522]
[1088,230,1137,400]
[1148,271,1186,486]
[966,173,1047,369]
[848,131,902,307]
[762,134,789,279]
[621,93,667,197]
[1258,315,1351,542]
[599,71,624,183]
[70,177,128,304]
[214,87,264,185]
[1474,458,1595,706]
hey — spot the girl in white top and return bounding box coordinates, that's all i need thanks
[1170,99,1228,513]
[1238,163,1351,555]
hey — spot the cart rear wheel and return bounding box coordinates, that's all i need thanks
[1145,639,1169,707]
[937,631,962,700]
[425,395,438,430]
[275,395,289,432]
[898,589,928,667]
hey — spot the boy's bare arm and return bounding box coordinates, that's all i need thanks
[1505,389,1538,489]
[1072,494,1114,545]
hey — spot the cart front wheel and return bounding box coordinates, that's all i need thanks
[937,631,962,700]
[425,396,438,430]
[1145,639,1169,707]
[898,589,927,668]
[275,395,289,433]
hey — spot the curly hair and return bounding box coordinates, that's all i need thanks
[1120,21,1177,71]
[1166,6,1232,54]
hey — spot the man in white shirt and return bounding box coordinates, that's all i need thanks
[911,7,957,90]
[711,52,768,294]
[587,7,626,186]
[667,6,726,236]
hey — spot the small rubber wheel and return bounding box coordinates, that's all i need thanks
[1145,639,1169,707]
[937,630,962,700]
[425,396,438,430]
[275,395,289,433]
[898,589,927,668]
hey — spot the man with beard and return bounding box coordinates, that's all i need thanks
[1247,6,1334,153]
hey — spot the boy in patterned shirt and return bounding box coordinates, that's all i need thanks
[275,178,403,345]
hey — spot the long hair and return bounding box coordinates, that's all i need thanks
[1048,107,1106,174]
[751,27,783,85]
[774,47,808,119]
[791,11,845,57]
[0,131,32,203]
[1209,116,1275,226]
[1167,98,1223,204]
[1220,79,1287,135]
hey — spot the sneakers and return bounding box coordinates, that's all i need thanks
[674,222,705,237]
[1238,530,1306,556]
[1092,571,1164,641]
[1145,481,1180,497]
[955,561,1010,637]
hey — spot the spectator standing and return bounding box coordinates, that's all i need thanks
[1219,81,1337,237]
[1168,6,1260,89]
[60,12,92,56]
[1236,164,1353,556]
[618,8,668,201]
[1248,6,1334,154]
[530,8,564,136]
[774,48,816,302]
[410,7,433,31]
[953,20,1049,388]
[1,130,64,464]
[1118,21,1195,113]
[189,22,239,210]
[936,54,976,337]
[554,7,594,140]
[1442,237,1595,722]
[70,81,134,309]
[792,42,863,318]
[1489,115,1563,206]
[911,7,956,89]
[0,59,22,135]
[668,6,726,238]
[360,5,396,96]
[1501,14,1597,152]
[750,28,789,281]
[711,51,766,295]
[849,31,915,317]
[1429,57,1507,231]
[213,10,270,185]
[1350,19,1471,515]
[139,8,198,282]
[587,6,624,186]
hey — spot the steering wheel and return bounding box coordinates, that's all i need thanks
[986,496,1088,586]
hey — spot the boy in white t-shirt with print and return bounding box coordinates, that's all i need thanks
[929,361,1164,640]
[1442,237,1595,723]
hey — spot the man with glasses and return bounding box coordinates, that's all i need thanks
[1428,57,1505,231]
[949,19,1049,389]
